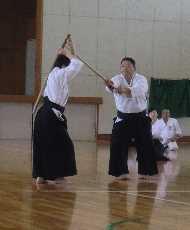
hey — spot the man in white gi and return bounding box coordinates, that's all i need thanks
[159,109,182,152]
[149,110,160,139]
[149,110,169,161]
[105,57,158,179]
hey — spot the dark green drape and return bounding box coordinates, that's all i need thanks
[149,78,190,118]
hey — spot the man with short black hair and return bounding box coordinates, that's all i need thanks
[159,109,182,151]
[105,57,158,179]
[149,110,169,161]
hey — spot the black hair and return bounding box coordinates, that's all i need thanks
[121,57,136,69]
[51,54,70,70]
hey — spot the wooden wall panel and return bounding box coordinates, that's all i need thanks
[0,0,36,95]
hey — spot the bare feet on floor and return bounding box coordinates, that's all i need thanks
[54,177,66,184]
[115,174,130,180]
[36,177,47,184]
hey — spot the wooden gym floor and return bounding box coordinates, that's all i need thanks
[0,140,190,229]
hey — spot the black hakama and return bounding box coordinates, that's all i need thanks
[32,98,77,180]
[109,110,158,176]
[152,139,169,161]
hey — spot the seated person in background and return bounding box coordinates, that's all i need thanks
[149,110,160,138]
[159,109,182,151]
[155,109,183,160]
[149,110,168,161]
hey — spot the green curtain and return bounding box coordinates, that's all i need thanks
[149,78,190,118]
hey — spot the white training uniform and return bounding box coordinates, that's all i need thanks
[106,73,148,122]
[153,118,182,152]
[151,119,162,139]
[44,58,83,118]
[44,58,83,107]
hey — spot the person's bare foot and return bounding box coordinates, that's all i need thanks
[115,174,130,180]
[147,175,160,180]
[36,177,47,184]
[55,177,66,184]
[138,174,159,180]
[138,174,148,180]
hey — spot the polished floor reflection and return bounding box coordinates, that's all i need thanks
[0,140,190,229]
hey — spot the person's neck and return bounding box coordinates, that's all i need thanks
[163,118,169,124]
[152,118,157,123]
[123,71,135,81]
